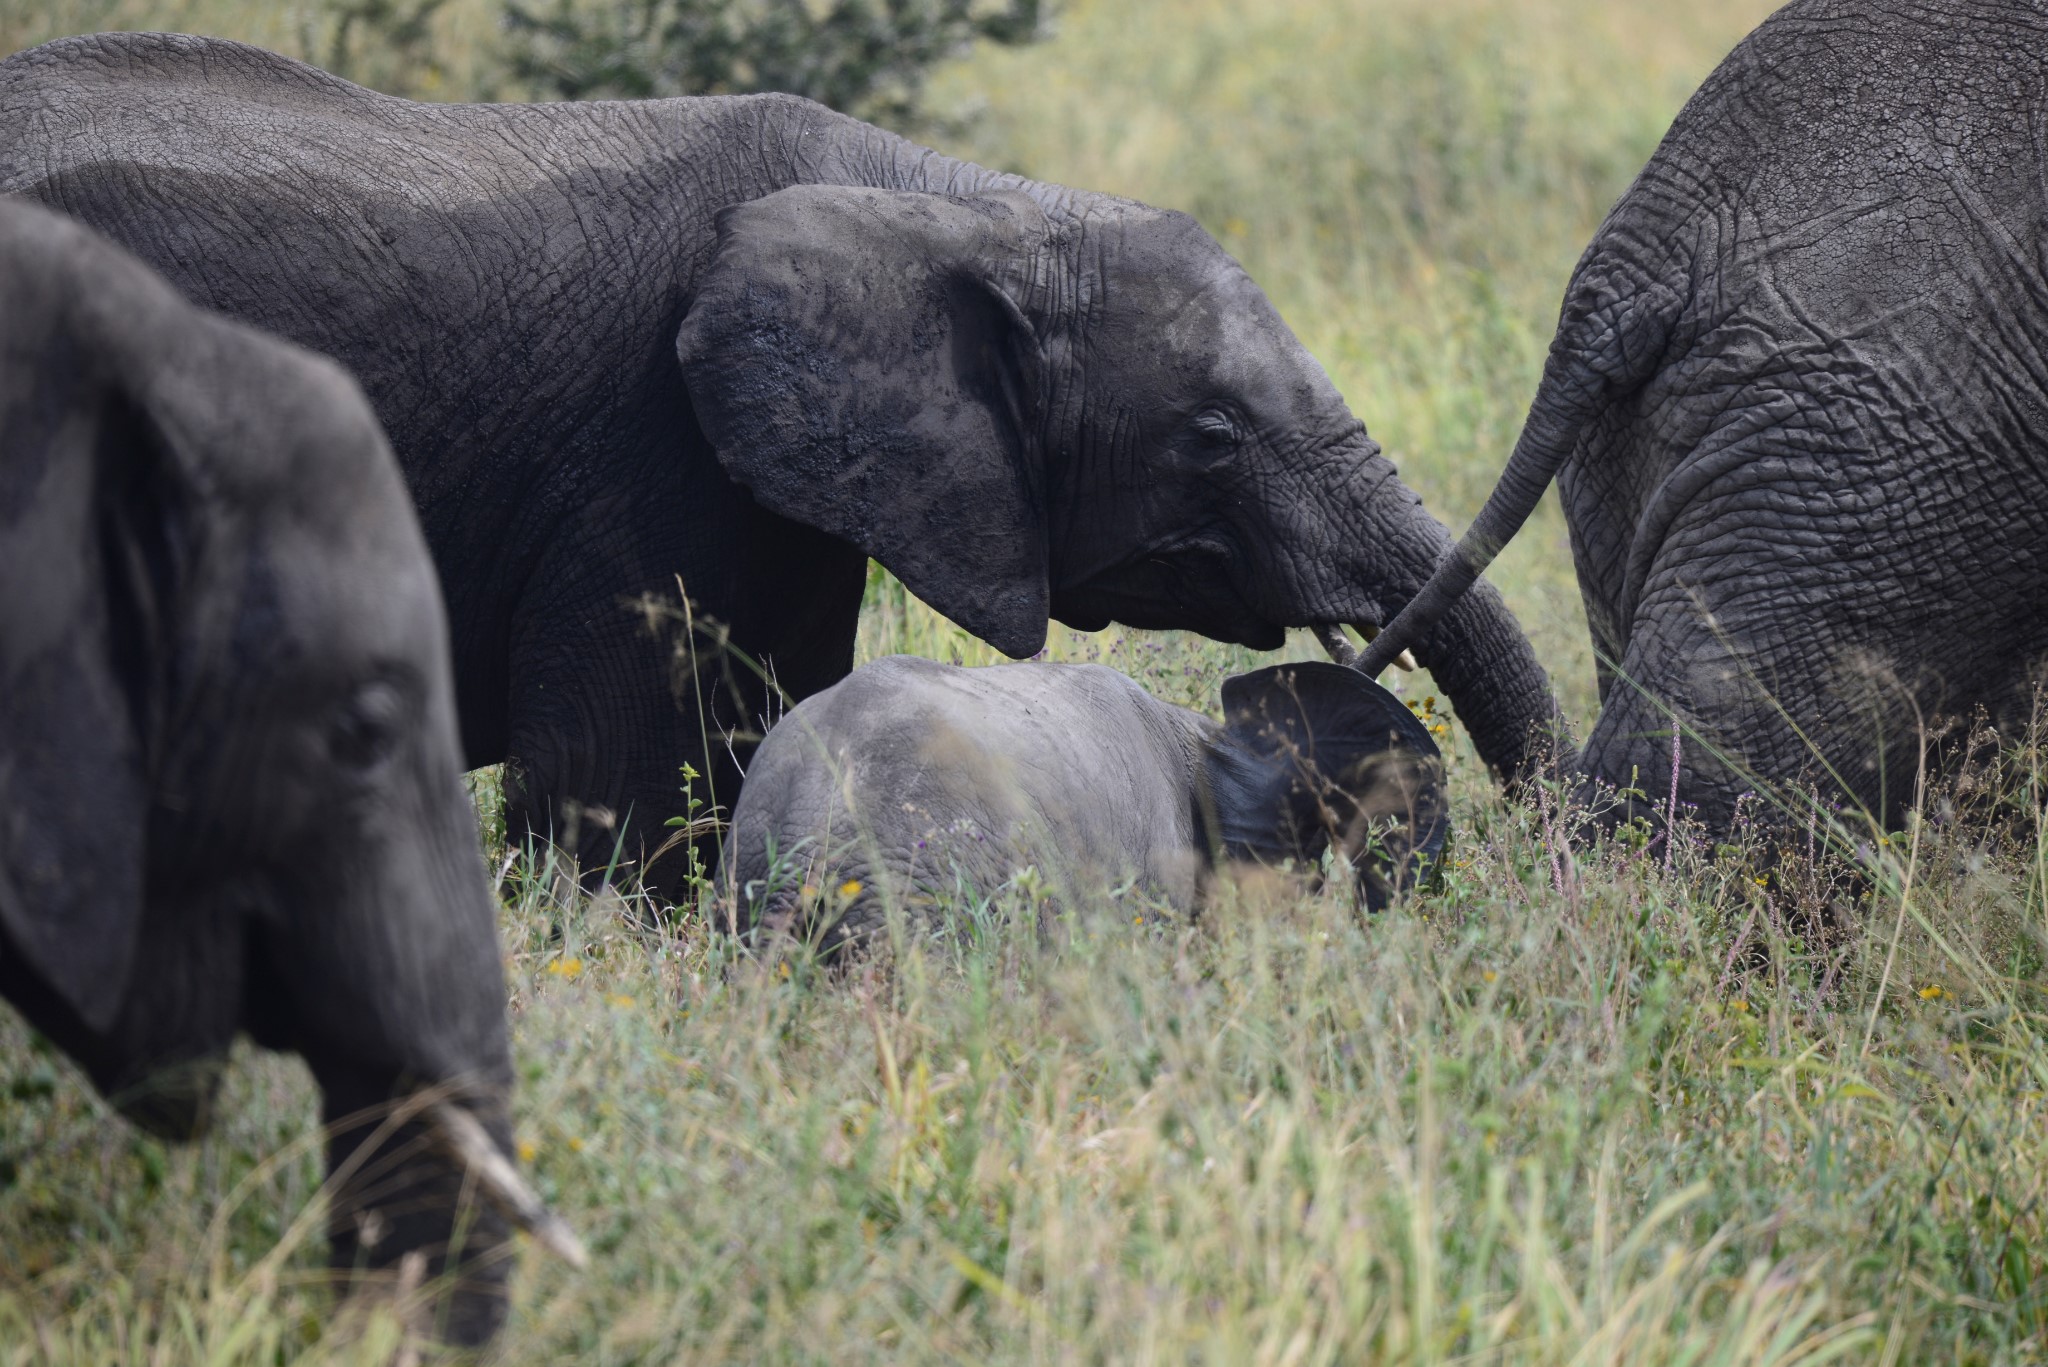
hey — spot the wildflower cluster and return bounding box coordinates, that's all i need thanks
[1406,693,1452,740]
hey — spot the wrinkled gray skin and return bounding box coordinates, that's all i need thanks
[1361,0,2048,834]
[0,200,518,1344]
[0,34,1553,897]
[726,657,1445,948]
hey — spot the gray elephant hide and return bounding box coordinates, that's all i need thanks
[1358,0,2048,837]
[0,197,527,1345]
[725,656,1444,949]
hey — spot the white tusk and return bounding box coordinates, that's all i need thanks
[425,1101,589,1270]
[1354,623,1418,673]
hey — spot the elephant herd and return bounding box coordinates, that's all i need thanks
[2,0,2044,1344]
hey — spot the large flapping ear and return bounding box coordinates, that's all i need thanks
[677,185,1054,657]
[1204,661,1447,911]
[0,384,188,1035]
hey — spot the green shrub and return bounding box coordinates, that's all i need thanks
[500,0,1047,122]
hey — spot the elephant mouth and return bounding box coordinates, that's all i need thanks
[1051,540,1285,648]
[1310,622,1419,673]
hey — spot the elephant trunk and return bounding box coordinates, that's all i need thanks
[1329,447,1563,785]
[277,760,573,1343]
[1407,566,1567,785]
[318,1064,518,1345]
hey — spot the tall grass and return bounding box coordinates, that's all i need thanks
[9,0,2047,1362]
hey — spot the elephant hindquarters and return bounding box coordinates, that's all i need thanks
[1579,409,2048,834]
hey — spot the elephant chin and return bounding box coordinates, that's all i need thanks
[1052,590,1288,648]
[1051,565,1289,647]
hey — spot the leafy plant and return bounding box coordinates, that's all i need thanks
[319,0,455,96]
[501,0,1048,124]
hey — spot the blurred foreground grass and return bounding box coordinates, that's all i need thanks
[13,0,2048,1362]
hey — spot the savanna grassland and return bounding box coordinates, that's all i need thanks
[8,1,2048,1362]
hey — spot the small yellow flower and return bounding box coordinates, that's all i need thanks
[1730,998,1749,1013]
[1919,984,1946,1000]
[778,961,791,980]
[516,1138,537,1164]
[546,956,583,980]
[838,879,863,899]
[567,1136,584,1153]
[608,994,636,1009]
[1482,969,1497,983]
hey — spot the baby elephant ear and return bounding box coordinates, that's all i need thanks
[676,184,1053,658]
[1208,661,1447,910]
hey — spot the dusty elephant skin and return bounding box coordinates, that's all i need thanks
[0,34,1553,895]
[1360,0,2048,834]
[0,200,542,1344]
[725,657,1445,949]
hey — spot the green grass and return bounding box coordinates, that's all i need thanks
[11,0,2048,1361]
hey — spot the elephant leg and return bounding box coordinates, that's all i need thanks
[1579,573,1948,844]
[500,493,869,903]
[502,584,726,898]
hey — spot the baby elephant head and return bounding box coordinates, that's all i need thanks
[1201,662,1447,908]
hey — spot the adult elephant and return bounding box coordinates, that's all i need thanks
[1359,0,2048,836]
[0,33,1555,896]
[0,199,576,1343]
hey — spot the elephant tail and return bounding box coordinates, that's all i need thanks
[1354,254,1686,679]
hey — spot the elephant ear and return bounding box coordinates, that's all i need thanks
[1203,662,1447,910]
[676,185,1053,657]
[0,383,185,1034]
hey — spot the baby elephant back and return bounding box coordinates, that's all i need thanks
[726,656,1207,948]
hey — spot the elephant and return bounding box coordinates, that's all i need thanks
[1357,0,2048,838]
[725,655,1445,949]
[0,198,577,1344]
[0,32,1555,898]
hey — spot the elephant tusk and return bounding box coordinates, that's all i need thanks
[1312,623,1361,667]
[425,1100,589,1270]
[1354,622,1419,673]
[1316,623,1417,673]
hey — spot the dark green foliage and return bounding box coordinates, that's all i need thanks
[500,0,1047,123]
[320,0,454,95]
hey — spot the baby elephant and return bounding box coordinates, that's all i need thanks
[725,655,1445,948]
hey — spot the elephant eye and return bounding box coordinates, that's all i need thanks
[1191,410,1239,449]
[331,678,408,771]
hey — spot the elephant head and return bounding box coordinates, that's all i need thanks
[675,184,1556,781]
[0,202,574,1344]
[1201,662,1447,909]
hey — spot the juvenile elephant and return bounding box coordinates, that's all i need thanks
[725,656,1445,948]
[1360,0,2048,835]
[0,34,1554,896]
[0,200,575,1343]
